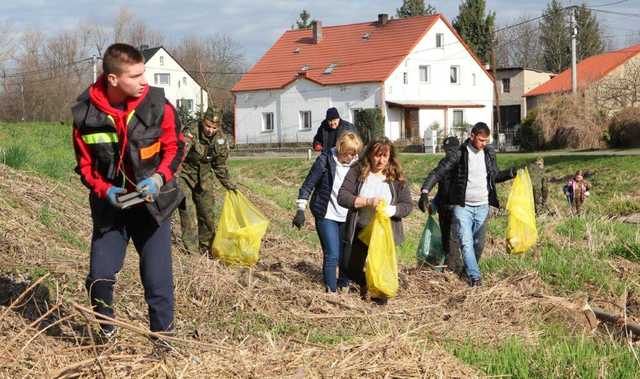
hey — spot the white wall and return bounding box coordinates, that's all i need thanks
[144,49,208,114]
[383,18,494,139]
[234,79,381,144]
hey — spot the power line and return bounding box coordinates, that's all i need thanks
[588,8,640,18]
[588,0,631,8]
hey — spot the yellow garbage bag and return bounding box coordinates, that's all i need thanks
[358,202,398,298]
[506,167,537,254]
[212,190,269,266]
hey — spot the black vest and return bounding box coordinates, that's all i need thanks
[71,86,184,230]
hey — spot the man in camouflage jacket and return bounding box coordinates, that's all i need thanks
[178,107,236,256]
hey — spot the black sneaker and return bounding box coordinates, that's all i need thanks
[359,285,368,300]
[371,297,388,306]
[469,278,482,287]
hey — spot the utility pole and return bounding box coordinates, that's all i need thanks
[570,6,578,95]
[91,55,97,83]
[491,32,501,145]
[20,83,25,121]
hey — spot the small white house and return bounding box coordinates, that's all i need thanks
[232,14,494,145]
[142,46,208,115]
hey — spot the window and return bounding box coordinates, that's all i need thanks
[299,111,312,130]
[453,110,464,127]
[154,73,170,86]
[262,112,274,132]
[450,66,460,84]
[472,73,477,86]
[436,33,444,48]
[419,65,430,83]
[502,78,511,93]
[403,72,408,85]
[159,56,164,66]
[183,77,187,86]
[177,99,193,112]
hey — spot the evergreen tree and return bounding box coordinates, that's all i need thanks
[575,4,604,61]
[296,9,312,29]
[396,0,437,18]
[540,0,570,73]
[453,0,495,64]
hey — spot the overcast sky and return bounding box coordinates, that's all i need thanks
[2,0,639,65]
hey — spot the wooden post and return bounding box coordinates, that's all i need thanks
[491,35,501,144]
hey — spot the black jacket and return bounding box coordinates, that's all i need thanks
[421,140,515,208]
[338,164,413,246]
[298,150,339,219]
[312,119,358,153]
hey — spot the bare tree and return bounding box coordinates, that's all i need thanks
[592,58,640,113]
[171,34,246,111]
[496,15,543,69]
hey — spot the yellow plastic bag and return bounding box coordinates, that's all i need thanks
[506,168,537,254]
[358,202,398,298]
[212,190,269,266]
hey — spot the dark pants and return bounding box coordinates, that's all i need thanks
[315,218,349,292]
[86,206,174,332]
[343,228,369,287]
[438,207,453,258]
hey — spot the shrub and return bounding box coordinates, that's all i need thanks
[2,145,29,169]
[516,111,543,151]
[608,107,640,147]
[354,108,384,146]
[531,94,606,150]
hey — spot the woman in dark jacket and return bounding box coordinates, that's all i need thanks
[338,137,413,303]
[292,132,363,293]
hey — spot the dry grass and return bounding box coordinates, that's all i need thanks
[0,162,638,378]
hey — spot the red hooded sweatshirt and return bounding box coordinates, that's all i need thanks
[73,77,182,198]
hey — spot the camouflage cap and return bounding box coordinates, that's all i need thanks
[203,107,222,123]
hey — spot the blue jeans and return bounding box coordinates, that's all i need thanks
[315,218,349,292]
[453,204,489,281]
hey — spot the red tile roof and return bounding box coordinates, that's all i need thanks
[232,14,489,92]
[524,44,640,97]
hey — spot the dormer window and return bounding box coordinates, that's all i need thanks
[323,63,337,75]
[293,47,300,54]
[362,32,370,41]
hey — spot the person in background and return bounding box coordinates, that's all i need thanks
[312,107,359,153]
[178,107,237,257]
[338,137,413,304]
[419,123,517,287]
[528,156,548,215]
[418,136,460,272]
[563,170,591,215]
[293,132,364,293]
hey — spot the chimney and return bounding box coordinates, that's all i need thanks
[378,13,389,26]
[139,44,149,52]
[312,21,322,44]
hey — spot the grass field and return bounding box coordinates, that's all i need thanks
[1,122,639,377]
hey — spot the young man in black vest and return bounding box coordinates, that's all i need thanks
[71,43,184,340]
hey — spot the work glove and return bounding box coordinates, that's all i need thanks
[106,186,126,208]
[292,210,305,229]
[136,173,163,202]
[418,192,430,213]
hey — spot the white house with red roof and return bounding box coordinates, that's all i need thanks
[231,14,494,145]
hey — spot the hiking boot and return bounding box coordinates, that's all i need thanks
[469,278,482,287]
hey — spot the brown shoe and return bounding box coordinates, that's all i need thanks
[359,285,368,300]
